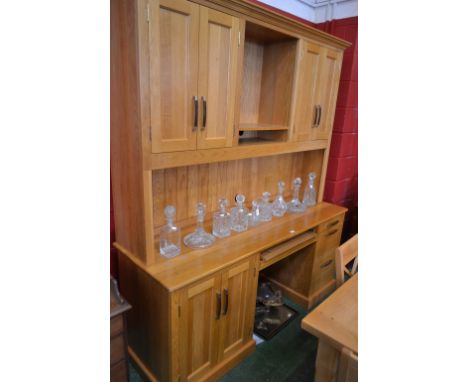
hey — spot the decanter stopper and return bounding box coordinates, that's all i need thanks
[272,181,288,217]
[159,205,181,258]
[231,194,249,232]
[303,172,317,207]
[259,191,272,222]
[287,177,306,213]
[213,198,231,238]
[183,202,216,249]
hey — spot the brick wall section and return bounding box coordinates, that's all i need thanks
[317,17,358,240]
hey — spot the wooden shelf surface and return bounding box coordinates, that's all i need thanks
[239,123,289,131]
[149,140,328,170]
[115,202,347,291]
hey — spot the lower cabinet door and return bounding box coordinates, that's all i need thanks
[179,274,222,382]
[218,258,255,361]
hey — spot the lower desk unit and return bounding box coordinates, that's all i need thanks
[261,213,345,309]
[118,253,259,382]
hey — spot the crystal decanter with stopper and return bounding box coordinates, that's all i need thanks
[159,205,181,258]
[303,172,317,207]
[272,180,288,217]
[231,194,249,232]
[259,191,272,222]
[183,202,216,249]
[212,198,231,238]
[248,199,261,227]
[287,177,306,213]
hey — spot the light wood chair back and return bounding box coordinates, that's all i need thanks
[335,234,358,287]
[337,347,358,382]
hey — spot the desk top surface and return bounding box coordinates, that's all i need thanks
[302,274,358,353]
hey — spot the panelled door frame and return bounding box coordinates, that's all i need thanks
[149,0,200,153]
[197,6,239,149]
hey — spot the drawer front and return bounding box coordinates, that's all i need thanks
[110,334,125,365]
[311,254,335,292]
[315,226,342,264]
[317,214,345,234]
[110,315,124,339]
[110,359,128,382]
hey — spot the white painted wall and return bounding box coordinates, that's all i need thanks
[258,0,358,23]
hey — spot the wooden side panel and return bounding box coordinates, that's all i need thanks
[258,40,297,127]
[198,7,239,149]
[149,0,199,153]
[293,40,322,142]
[111,0,150,263]
[179,273,221,382]
[218,259,254,361]
[118,253,172,382]
[152,150,324,234]
[239,40,263,124]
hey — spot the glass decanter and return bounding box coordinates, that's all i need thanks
[248,200,261,228]
[287,177,306,213]
[159,205,181,258]
[212,198,231,238]
[303,172,317,207]
[183,202,216,249]
[272,181,288,217]
[258,191,272,222]
[231,194,249,232]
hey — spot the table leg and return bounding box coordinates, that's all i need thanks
[314,340,339,382]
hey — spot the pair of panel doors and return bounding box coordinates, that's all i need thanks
[149,0,239,153]
[177,257,256,381]
[294,41,343,142]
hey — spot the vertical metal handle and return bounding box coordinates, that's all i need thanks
[193,96,198,131]
[216,292,221,320]
[317,105,322,127]
[312,105,319,128]
[223,288,229,316]
[202,96,207,130]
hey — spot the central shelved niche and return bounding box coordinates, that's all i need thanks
[238,21,299,145]
[151,150,324,238]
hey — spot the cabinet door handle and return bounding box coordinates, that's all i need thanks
[320,259,333,269]
[326,229,338,237]
[193,96,198,131]
[216,292,221,320]
[312,105,319,128]
[317,105,322,127]
[202,96,207,130]
[223,288,229,316]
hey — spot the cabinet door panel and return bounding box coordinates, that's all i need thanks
[179,275,221,382]
[197,7,239,149]
[149,0,199,153]
[219,259,253,360]
[293,41,321,142]
[312,48,342,140]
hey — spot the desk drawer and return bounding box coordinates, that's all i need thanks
[317,214,345,235]
[312,254,335,289]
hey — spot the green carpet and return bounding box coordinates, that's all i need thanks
[129,297,319,382]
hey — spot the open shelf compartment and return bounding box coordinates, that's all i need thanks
[239,21,298,142]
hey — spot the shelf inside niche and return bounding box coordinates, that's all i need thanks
[239,123,289,131]
[238,129,288,145]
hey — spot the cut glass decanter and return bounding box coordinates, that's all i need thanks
[259,191,272,222]
[287,177,306,213]
[212,198,231,238]
[231,194,249,232]
[183,202,216,249]
[303,172,317,207]
[159,205,181,258]
[272,180,288,217]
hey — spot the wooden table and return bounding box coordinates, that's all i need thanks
[301,274,358,382]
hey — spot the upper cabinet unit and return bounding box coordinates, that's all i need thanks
[149,0,239,153]
[293,42,343,142]
[238,22,298,145]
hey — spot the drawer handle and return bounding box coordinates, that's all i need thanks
[202,96,207,130]
[223,288,229,316]
[321,259,333,269]
[193,96,198,131]
[326,229,338,237]
[327,220,340,229]
[216,292,221,320]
